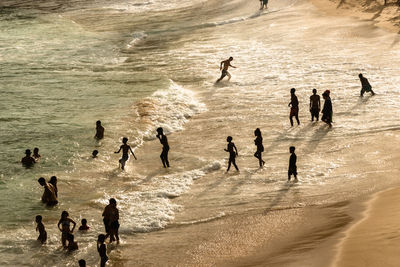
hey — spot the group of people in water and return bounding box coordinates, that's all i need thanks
[21,54,376,266]
[216,57,375,130]
[34,197,117,266]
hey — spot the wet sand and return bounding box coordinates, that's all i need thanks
[335,186,400,267]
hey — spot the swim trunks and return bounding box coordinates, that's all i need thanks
[290,106,299,116]
[310,107,319,117]
[219,70,229,80]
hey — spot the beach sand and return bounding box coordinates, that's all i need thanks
[334,187,400,267]
[311,0,400,33]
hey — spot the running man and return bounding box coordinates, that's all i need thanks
[359,73,375,97]
[216,57,236,83]
[309,89,320,121]
[114,137,137,170]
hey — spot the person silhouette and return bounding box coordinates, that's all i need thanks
[156,127,170,168]
[224,136,239,172]
[33,147,41,161]
[321,90,333,128]
[114,137,137,170]
[95,120,104,139]
[288,88,300,126]
[253,128,265,167]
[359,73,375,97]
[38,177,58,206]
[35,215,47,244]
[288,146,297,182]
[21,149,36,167]
[309,89,320,122]
[216,57,237,83]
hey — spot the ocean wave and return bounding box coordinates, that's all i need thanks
[134,80,206,142]
[113,161,222,233]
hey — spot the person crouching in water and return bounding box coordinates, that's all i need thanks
[253,128,265,168]
[225,136,239,172]
[321,90,333,128]
[156,127,170,168]
[114,137,137,170]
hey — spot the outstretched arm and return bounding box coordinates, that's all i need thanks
[229,63,237,68]
[114,146,122,154]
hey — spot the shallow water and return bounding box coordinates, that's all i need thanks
[1,0,400,265]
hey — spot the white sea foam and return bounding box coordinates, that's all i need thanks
[134,80,206,141]
[103,161,222,233]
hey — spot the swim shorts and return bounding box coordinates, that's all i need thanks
[290,107,299,116]
[310,107,319,117]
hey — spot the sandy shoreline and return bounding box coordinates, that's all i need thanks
[334,186,400,267]
[310,0,400,33]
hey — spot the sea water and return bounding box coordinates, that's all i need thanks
[0,0,400,265]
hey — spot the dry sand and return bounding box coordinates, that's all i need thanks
[310,0,400,33]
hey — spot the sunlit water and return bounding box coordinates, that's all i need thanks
[0,0,400,265]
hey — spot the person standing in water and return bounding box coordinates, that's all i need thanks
[102,198,120,243]
[156,127,170,168]
[35,215,47,244]
[95,120,104,140]
[288,146,297,182]
[288,88,300,126]
[114,137,137,170]
[225,136,239,172]
[37,177,58,206]
[253,128,265,168]
[321,90,333,128]
[216,57,236,83]
[309,89,321,122]
[21,149,36,167]
[359,73,375,97]
[57,211,76,249]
